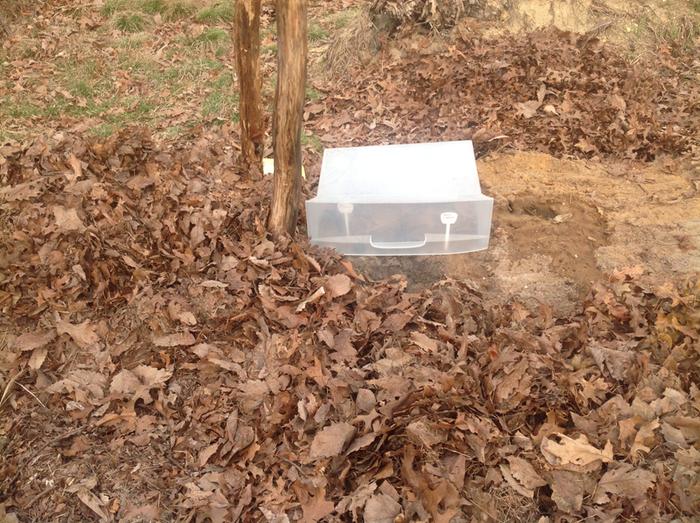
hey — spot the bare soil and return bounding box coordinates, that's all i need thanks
[356,152,699,314]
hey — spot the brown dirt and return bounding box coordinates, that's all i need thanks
[497,0,700,53]
[355,151,699,314]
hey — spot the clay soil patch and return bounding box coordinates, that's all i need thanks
[356,152,699,314]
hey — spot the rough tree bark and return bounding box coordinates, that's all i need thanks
[233,0,264,166]
[268,0,308,237]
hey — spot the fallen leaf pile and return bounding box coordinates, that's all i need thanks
[311,28,697,161]
[1,129,698,521]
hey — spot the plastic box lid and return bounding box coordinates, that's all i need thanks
[306,140,493,256]
[313,140,483,202]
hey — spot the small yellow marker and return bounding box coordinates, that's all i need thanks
[262,158,306,179]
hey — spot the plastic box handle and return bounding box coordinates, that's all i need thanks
[369,235,428,250]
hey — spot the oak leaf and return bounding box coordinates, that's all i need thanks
[53,205,85,232]
[56,319,99,348]
[110,365,173,404]
[541,433,613,468]
[593,464,655,511]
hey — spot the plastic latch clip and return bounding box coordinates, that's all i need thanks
[440,212,458,249]
[337,203,354,235]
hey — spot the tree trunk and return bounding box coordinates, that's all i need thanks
[234,0,264,166]
[268,0,307,238]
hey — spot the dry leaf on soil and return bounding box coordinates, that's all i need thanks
[515,100,541,119]
[11,330,55,352]
[66,153,83,182]
[549,470,589,514]
[592,463,656,511]
[410,331,438,352]
[407,419,446,448]
[301,487,335,523]
[28,346,48,370]
[500,456,547,498]
[153,332,196,347]
[110,365,173,404]
[588,343,636,380]
[56,319,99,348]
[364,493,402,523]
[75,488,110,521]
[53,205,85,232]
[541,433,613,468]
[309,422,356,459]
[630,419,660,461]
[325,274,352,298]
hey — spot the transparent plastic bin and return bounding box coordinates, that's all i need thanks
[306,141,493,256]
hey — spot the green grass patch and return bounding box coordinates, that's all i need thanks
[89,99,157,137]
[116,33,151,49]
[262,43,277,55]
[305,86,322,101]
[115,12,148,32]
[190,27,230,47]
[0,128,23,143]
[166,1,197,20]
[13,39,40,59]
[659,17,699,50]
[3,99,44,119]
[71,80,95,98]
[142,0,167,15]
[128,99,156,117]
[195,3,234,23]
[160,57,222,84]
[101,0,130,17]
[302,132,322,153]
[633,12,700,53]
[308,23,328,42]
[116,52,160,75]
[54,57,112,104]
[162,124,187,139]
[1,93,115,121]
[203,91,239,119]
[91,122,121,138]
[202,72,238,120]
[330,9,360,30]
[102,0,197,20]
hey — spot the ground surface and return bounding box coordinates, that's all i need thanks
[1,1,699,522]
[360,152,700,314]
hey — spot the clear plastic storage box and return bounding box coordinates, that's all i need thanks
[306,141,493,256]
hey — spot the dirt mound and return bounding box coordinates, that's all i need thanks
[370,0,501,31]
[369,0,700,60]
[1,130,699,521]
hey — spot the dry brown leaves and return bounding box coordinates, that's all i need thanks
[309,28,697,162]
[1,128,698,522]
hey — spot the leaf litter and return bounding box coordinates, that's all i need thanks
[1,3,699,521]
[310,27,697,162]
[0,125,697,521]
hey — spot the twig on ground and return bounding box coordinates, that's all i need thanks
[0,369,27,411]
[15,382,47,410]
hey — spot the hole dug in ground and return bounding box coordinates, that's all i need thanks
[354,192,608,315]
